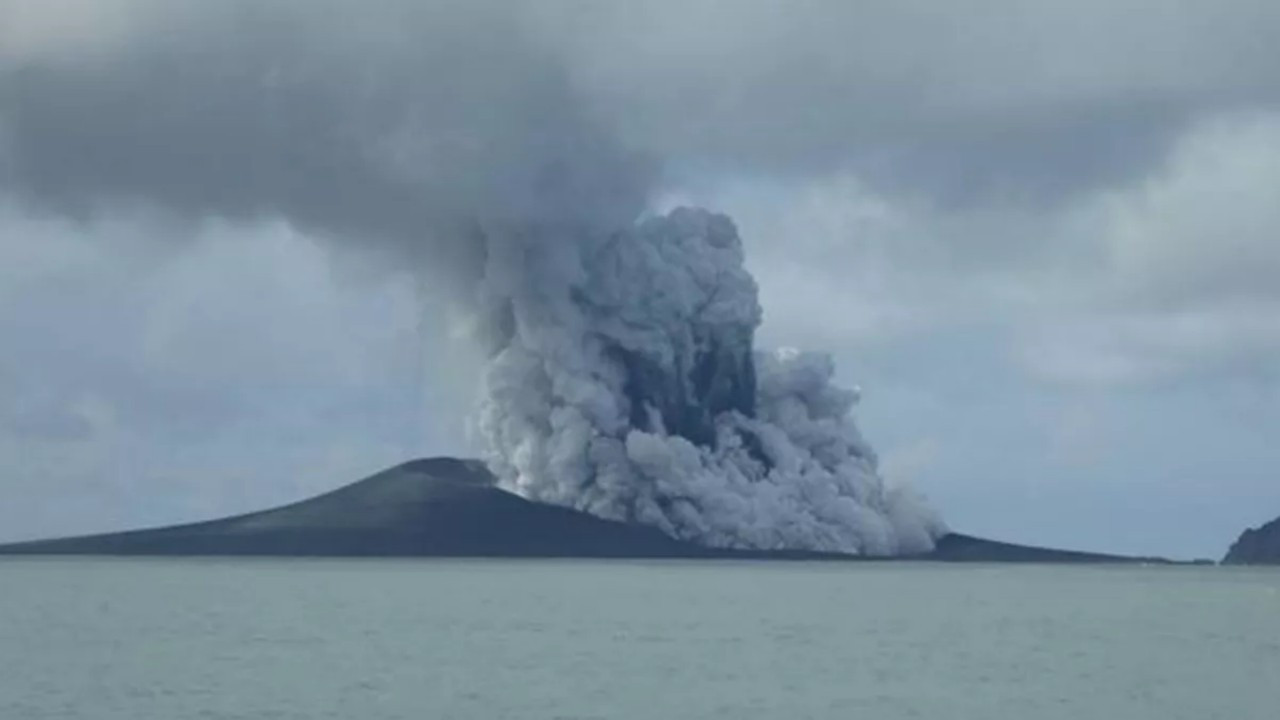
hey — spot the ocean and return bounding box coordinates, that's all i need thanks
[1,558,1276,719]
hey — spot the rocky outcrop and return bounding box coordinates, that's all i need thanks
[1222,516,1280,565]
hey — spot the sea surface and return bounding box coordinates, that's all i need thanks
[1,559,1277,720]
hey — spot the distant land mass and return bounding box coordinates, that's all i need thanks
[1222,516,1280,565]
[0,458,1173,563]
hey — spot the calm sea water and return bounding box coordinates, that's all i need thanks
[1,559,1277,720]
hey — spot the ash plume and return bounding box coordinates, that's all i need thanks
[476,208,941,552]
[0,0,943,553]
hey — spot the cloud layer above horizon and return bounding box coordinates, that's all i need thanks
[2,0,1278,557]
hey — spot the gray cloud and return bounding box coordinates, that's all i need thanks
[3,0,1280,554]
[3,403,94,442]
[544,0,1280,203]
[6,1,1279,226]
[1,0,653,293]
[678,109,1280,389]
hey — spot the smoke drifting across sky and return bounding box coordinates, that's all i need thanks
[1,0,947,552]
[3,1,1280,556]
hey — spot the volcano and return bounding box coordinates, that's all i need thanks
[0,458,1169,563]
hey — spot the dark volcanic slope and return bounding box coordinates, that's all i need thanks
[0,457,1167,562]
[927,533,1166,564]
[0,459,717,558]
[1223,516,1280,565]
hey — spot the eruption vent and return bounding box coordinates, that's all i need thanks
[475,208,943,555]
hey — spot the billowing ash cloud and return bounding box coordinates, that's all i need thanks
[476,208,940,552]
[0,0,942,553]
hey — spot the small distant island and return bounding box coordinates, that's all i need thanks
[0,457,1177,563]
[1222,516,1280,565]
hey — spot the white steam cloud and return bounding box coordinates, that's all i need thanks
[0,0,944,554]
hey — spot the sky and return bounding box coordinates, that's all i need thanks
[2,0,1279,558]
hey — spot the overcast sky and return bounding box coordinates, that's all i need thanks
[2,0,1278,558]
